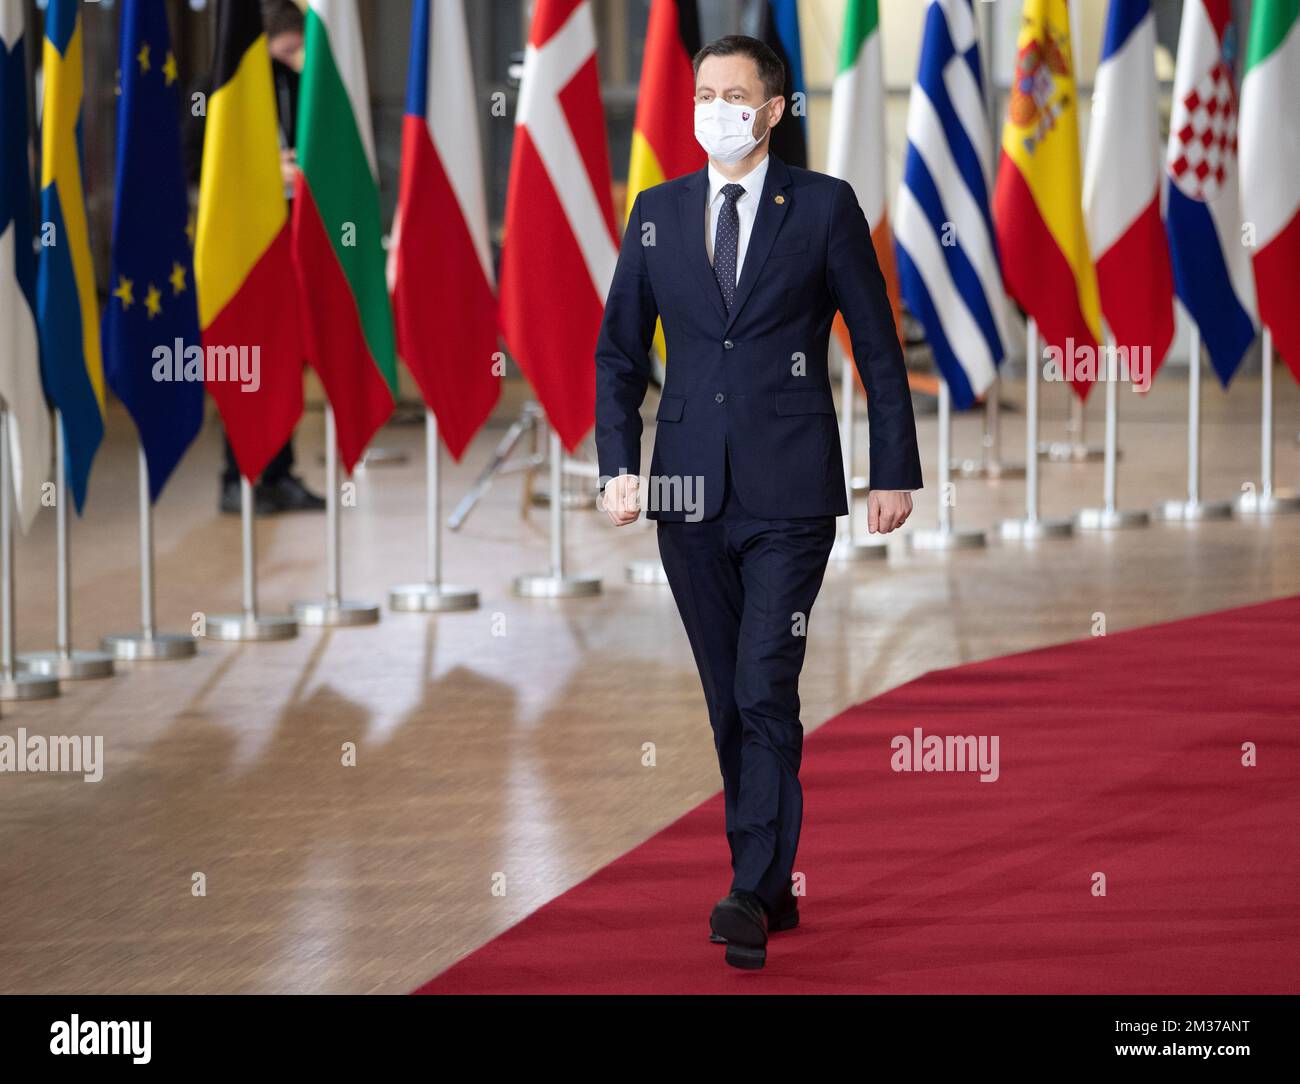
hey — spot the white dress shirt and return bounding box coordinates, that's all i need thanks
[704,154,770,286]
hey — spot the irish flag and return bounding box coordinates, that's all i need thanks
[292,0,397,473]
[1241,0,1300,381]
[826,0,902,351]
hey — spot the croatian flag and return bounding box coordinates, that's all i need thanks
[1165,0,1257,385]
[1083,0,1174,377]
[895,0,1008,409]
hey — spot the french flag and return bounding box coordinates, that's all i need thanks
[389,0,500,461]
[1083,0,1174,378]
[1163,0,1257,385]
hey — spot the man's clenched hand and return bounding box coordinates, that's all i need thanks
[867,490,912,534]
[602,474,640,526]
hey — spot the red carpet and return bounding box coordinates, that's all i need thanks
[416,598,1300,994]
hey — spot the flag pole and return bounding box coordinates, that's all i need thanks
[0,401,59,700]
[1237,330,1300,515]
[293,404,381,625]
[832,342,887,561]
[18,408,115,680]
[952,375,1026,479]
[999,318,1073,540]
[205,477,299,640]
[1154,325,1233,520]
[390,409,479,611]
[102,444,198,660]
[513,427,601,597]
[1076,340,1149,529]
[907,380,986,551]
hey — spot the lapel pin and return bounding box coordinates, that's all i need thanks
[774,194,785,205]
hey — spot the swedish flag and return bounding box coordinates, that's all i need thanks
[102,0,202,501]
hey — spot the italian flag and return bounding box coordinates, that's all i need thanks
[292,0,398,472]
[826,0,903,353]
[1241,0,1300,381]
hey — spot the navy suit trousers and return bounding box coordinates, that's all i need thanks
[656,454,836,912]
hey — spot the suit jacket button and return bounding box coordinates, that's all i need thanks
[715,393,725,404]
[723,339,734,349]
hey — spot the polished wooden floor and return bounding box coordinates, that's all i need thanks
[2,373,1298,993]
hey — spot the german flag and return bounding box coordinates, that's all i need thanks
[195,0,303,481]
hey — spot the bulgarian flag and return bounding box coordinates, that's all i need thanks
[292,0,397,472]
[1241,0,1300,381]
[993,0,1102,399]
[826,0,903,354]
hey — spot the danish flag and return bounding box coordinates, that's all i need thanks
[499,0,619,451]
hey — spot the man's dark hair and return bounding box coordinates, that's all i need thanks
[263,0,305,39]
[692,35,785,101]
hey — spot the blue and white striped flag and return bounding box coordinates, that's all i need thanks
[895,0,1008,409]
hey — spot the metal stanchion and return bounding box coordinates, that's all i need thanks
[1075,342,1149,529]
[1154,326,1233,521]
[389,409,479,611]
[18,409,114,679]
[999,319,1073,540]
[205,477,299,640]
[832,344,887,560]
[514,430,601,597]
[907,381,986,551]
[0,403,59,699]
[1040,389,1106,461]
[951,375,1026,479]
[102,444,198,660]
[293,405,381,625]
[1237,329,1300,516]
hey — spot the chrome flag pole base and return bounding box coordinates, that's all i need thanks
[18,650,115,681]
[0,671,61,701]
[1153,498,1235,522]
[951,458,1027,480]
[849,476,870,495]
[101,633,198,661]
[997,516,1074,541]
[388,583,479,612]
[512,573,602,598]
[906,527,987,551]
[204,613,299,642]
[292,599,381,627]
[1074,507,1150,530]
[624,560,669,586]
[1235,491,1300,516]
[1037,440,1106,463]
[830,537,889,562]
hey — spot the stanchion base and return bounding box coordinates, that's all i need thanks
[624,560,668,586]
[950,459,1027,480]
[17,650,115,680]
[512,573,602,598]
[849,476,869,494]
[205,613,299,641]
[1037,441,1108,463]
[388,583,480,612]
[0,671,61,700]
[997,517,1074,541]
[1236,491,1300,516]
[101,633,198,661]
[1074,507,1150,530]
[831,538,889,562]
[1153,499,1235,522]
[292,599,381,626]
[530,489,596,510]
[906,527,987,551]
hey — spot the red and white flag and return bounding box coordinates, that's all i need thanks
[499,0,618,451]
[390,0,499,460]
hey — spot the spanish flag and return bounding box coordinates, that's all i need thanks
[625,0,703,365]
[993,0,1101,399]
[195,0,303,482]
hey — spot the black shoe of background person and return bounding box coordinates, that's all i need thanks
[220,479,280,517]
[710,891,798,945]
[709,890,768,970]
[265,474,326,512]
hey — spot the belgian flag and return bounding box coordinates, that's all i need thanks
[195,0,303,482]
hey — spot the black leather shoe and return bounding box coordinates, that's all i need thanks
[710,892,798,944]
[265,474,326,512]
[220,480,280,516]
[709,891,768,970]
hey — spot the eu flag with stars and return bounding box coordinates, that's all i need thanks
[102,0,202,500]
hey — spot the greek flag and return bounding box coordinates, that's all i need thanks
[894,0,1008,408]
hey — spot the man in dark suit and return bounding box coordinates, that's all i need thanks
[594,35,921,970]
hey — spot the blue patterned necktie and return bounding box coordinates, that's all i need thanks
[712,182,746,311]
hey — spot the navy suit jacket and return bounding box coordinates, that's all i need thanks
[594,153,922,522]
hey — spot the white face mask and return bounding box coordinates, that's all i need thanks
[693,96,774,164]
